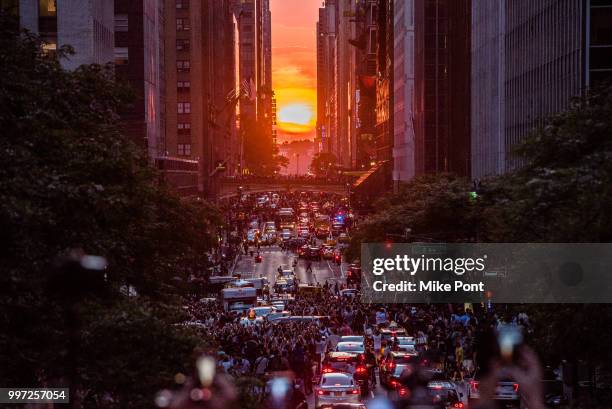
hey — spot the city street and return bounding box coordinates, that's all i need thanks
[4,1,611,408]
[234,244,346,288]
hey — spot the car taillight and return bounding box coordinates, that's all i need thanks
[387,362,396,370]
[355,366,366,374]
[317,390,325,395]
[471,381,479,390]
[398,387,408,397]
[322,367,333,373]
[390,380,398,388]
[351,388,359,394]
[453,403,465,409]
[513,383,519,392]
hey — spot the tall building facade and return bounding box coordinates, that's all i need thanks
[471,0,612,179]
[164,0,238,196]
[392,0,415,183]
[18,0,114,70]
[335,0,358,168]
[374,0,393,164]
[353,0,379,169]
[114,0,165,160]
[316,0,337,155]
[413,0,471,178]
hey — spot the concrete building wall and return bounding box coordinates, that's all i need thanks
[504,0,586,170]
[471,0,505,179]
[58,0,114,70]
[19,0,38,32]
[392,0,415,183]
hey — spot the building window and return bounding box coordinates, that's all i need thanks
[177,81,191,90]
[178,122,191,130]
[114,47,128,65]
[39,0,57,16]
[176,39,190,51]
[177,102,191,114]
[176,60,190,72]
[178,143,191,156]
[176,0,189,9]
[176,18,190,31]
[114,14,128,32]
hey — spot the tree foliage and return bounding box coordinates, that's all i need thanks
[243,120,287,176]
[346,174,476,261]
[0,16,217,407]
[310,152,338,176]
[348,83,612,371]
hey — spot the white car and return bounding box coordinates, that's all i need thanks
[335,342,365,354]
[315,372,361,408]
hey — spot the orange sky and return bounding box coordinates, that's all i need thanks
[270,0,321,142]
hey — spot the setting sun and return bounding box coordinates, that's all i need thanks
[270,0,320,142]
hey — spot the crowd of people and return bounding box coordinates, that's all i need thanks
[184,285,532,394]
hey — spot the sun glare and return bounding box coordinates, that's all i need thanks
[278,103,313,126]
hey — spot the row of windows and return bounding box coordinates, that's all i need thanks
[177,60,190,72]
[177,143,192,156]
[176,39,190,51]
[176,0,189,9]
[178,81,191,89]
[177,18,191,31]
[178,122,191,130]
[177,102,191,114]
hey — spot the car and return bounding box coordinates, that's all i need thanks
[274,278,293,293]
[380,326,408,343]
[346,264,361,286]
[335,342,365,355]
[314,373,360,408]
[265,310,291,322]
[322,246,335,259]
[305,245,322,261]
[280,229,292,241]
[322,352,361,374]
[247,229,259,243]
[468,374,519,408]
[298,229,310,239]
[385,364,412,391]
[278,264,294,276]
[317,404,366,409]
[264,221,276,231]
[338,232,351,244]
[339,288,358,298]
[339,336,365,344]
[380,351,419,387]
[427,381,464,409]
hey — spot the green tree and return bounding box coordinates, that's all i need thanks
[479,84,612,243]
[346,174,477,261]
[310,152,338,176]
[0,15,217,407]
[243,120,286,176]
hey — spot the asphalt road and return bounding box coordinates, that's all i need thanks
[233,244,347,288]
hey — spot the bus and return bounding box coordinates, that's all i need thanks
[278,208,296,231]
[220,286,257,313]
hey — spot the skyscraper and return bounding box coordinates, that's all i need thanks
[335,0,358,168]
[164,0,238,196]
[393,0,416,184]
[114,0,165,161]
[412,0,470,178]
[316,0,337,155]
[471,0,612,179]
[18,0,114,70]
